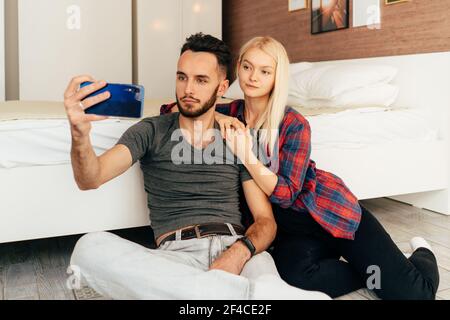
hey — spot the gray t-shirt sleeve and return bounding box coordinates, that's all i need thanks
[239,164,253,183]
[116,119,155,165]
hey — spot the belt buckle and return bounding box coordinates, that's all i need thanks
[194,225,201,239]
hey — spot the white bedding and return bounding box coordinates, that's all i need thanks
[0,119,136,168]
[307,107,439,150]
[0,107,440,168]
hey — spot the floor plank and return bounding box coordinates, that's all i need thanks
[437,289,450,300]
[437,268,450,292]
[0,266,4,300]
[36,266,75,300]
[4,263,39,300]
[31,238,68,273]
[336,290,369,300]
[429,242,450,271]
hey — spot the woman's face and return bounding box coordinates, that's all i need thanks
[238,47,276,99]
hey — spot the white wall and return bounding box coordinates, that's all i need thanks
[136,0,222,99]
[135,0,182,100]
[182,0,222,41]
[0,0,5,101]
[18,0,133,101]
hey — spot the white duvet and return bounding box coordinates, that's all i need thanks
[0,119,136,169]
[0,107,440,168]
[307,107,439,150]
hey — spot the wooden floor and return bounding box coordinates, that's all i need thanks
[1,198,449,300]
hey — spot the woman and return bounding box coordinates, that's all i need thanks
[161,36,440,300]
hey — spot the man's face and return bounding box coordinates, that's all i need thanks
[176,50,228,118]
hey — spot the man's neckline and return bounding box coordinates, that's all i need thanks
[175,112,222,151]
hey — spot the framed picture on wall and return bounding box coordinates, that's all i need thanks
[385,0,410,4]
[289,0,308,12]
[311,0,350,34]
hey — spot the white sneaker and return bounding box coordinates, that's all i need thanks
[409,237,433,254]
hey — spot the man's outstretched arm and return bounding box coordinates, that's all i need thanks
[65,75,133,190]
[209,179,276,275]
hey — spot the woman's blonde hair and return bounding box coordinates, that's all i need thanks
[237,36,290,155]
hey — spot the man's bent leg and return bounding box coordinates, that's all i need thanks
[70,232,250,300]
[241,251,280,279]
[240,252,331,300]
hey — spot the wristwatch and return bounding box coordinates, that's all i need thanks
[238,236,256,257]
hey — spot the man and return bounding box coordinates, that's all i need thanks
[66,33,330,300]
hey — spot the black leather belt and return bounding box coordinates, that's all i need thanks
[158,223,245,247]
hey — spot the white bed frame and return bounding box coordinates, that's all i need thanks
[310,52,450,215]
[1,52,449,244]
[0,164,150,244]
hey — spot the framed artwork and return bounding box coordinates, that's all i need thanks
[311,0,350,34]
[385,0,410,4]
[353,0,381,28]
[289,0,308,12]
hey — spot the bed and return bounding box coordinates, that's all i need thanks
[308,52,450,215]
[0,52,449,244]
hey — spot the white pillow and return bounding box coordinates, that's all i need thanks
[291,64,398,100]
[288,84,399,109]
[289,62,314,74]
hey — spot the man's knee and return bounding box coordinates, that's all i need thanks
[70,232,115,265]
[252,251,273,262]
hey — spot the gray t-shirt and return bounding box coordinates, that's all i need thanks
[116,112,252,239]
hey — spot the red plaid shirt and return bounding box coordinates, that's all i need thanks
[160,100,362,239]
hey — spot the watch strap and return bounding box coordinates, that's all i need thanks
[239,236,256,257]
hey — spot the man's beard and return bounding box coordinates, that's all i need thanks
[176,85,219,118]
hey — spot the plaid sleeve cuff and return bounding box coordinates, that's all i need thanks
[160,103,177,115]
[269,176,299,208]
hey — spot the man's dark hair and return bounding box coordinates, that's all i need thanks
[181,33,232,79]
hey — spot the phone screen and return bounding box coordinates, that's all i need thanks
[81,82,145,118]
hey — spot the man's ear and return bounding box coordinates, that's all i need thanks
[217,79,229,97]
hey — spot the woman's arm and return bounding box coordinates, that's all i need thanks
[244,152,278,197]
[226,116,312,206]
[266,121,311,208]
[216,112,246,139]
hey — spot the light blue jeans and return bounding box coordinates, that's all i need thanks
[69,231,330,300]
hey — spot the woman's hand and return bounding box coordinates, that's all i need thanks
[215,112,246,139]
[225,126,256,165]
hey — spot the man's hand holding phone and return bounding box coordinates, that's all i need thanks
[64,75,111,140]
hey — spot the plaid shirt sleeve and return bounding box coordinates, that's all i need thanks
[160,103,177,115]
[216,103,232,116]
[269,114,311,208]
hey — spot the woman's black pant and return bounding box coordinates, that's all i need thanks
[270,203,440,300]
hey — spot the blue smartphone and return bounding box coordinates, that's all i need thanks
[81,82,145,118]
